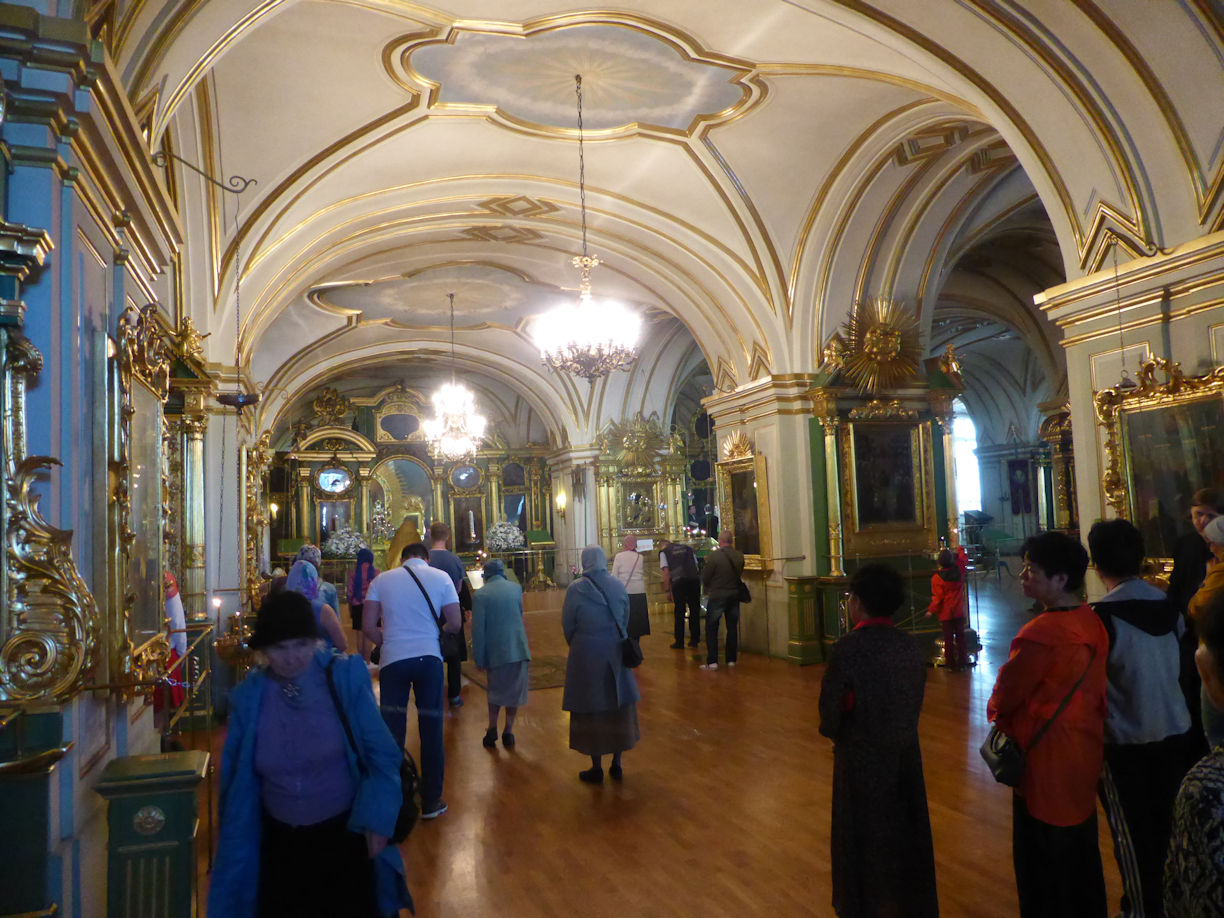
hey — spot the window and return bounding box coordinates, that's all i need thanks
[952,399,981,514]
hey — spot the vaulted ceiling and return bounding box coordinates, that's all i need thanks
[96,0,1224,447]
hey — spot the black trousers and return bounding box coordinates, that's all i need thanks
[672,579,701,644]
[1100,733,1193,918]
[259,809,379,918]
[1012,793,1107,918]
[447,657,462,701]
[706,596,740,665]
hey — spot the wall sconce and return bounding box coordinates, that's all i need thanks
[269,501,279,520]
[555,491,567,520]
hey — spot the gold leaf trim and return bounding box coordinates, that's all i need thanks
[721,430,753,460]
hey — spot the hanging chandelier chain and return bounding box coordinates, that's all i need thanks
[448,291,456,384]
[576,74,588,258]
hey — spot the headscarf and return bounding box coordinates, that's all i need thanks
[285,559,320,601]
[295,543,322,571]
[482,559,506,580]
[350,547,378,603]
[620,534,637,552]
[1206,516,1224,548]
[581,544,608,575]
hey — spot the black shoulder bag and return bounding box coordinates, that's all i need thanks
[979,645,1097,787]
[404,564,465,662]
[324,657,420,843]
[583,573,643,668]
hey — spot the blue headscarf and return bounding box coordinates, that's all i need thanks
[482,559,506,580]
[574,544,628,616]
[285,559,320,601]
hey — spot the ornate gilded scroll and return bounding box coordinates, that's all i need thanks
[0,330,101,703]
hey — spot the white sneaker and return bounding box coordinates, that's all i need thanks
[727,661,737,667]
[699,662,718,670]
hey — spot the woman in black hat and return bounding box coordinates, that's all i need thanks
[209,591,413,917]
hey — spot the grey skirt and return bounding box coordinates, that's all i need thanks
[568,702,640,756]
[487,660,529,708]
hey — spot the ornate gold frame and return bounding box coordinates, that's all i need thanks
[111,304,172,698]
[716,450,773,571]
[373,384,427,443]
[0,329,102,704]
[839,419,937,556]
[617,479,661,533]
[1095,357,1224,555]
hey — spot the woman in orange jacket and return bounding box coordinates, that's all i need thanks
[926,549,969,667]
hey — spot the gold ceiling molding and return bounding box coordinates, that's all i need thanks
[894,123,971,165]
[970,139,1019,174]
[476,195,560,218]
[456,224,544,244]
[830,0,1088,265]
[384,14,762,141]
[787,98,941,317]
[1080,208,1162,274]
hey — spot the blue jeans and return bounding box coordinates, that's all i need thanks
[380,655,445,806]
[706,596,740,665]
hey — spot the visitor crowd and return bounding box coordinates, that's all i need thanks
[210,500,1224,917]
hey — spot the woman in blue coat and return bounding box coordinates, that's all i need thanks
[562,545,641,784]
[208,591,412,917]
[472,559,531,749]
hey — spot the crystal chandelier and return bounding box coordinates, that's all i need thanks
[423,293,486,460]
[534,74,641,382]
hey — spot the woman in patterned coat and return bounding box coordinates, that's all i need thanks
[819,563,938,918]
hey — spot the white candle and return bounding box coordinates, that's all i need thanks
[468,510,476,540]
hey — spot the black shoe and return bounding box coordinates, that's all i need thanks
[449,696,464,708]
[670,641,684,649]
[482,728,497,748]
[688,640,700,647]
[609,763,623,781]
[579,766,604,784]
[502,731,515,748]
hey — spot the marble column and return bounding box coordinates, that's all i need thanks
[181,395,208,620]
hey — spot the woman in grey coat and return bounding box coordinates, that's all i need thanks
[562,545,641,783]
[472,559,531,749]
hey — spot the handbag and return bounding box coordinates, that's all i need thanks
[325,657,420,843]
[404,564,465,662]
[737,579,751,603]
[979,645,1096,787]
[584,573,643,668]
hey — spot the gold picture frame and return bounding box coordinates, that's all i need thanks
[617,479,659,533]
[716,451,773,571]
[1095,357,1224,559]
[110,305,172,699]
[839,419,936,556]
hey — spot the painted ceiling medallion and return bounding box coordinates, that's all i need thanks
[406,23,748,133]
[838,298,922,394]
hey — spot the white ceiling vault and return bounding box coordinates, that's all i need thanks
[102,1,1223,447]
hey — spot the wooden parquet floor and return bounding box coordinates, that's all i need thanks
[389,576,1123,917]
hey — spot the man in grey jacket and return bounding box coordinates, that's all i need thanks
[700,530,745,670]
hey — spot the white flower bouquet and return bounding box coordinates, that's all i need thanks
[321,525,369,558]
[485,519,526,552]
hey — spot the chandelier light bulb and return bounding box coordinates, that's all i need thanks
[424,293,488,460]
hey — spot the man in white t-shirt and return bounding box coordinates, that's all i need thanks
[363,541,461,819]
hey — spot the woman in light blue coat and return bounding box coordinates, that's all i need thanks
[472,559,531,749]
[562,545,641,784]
[208,592,412,917]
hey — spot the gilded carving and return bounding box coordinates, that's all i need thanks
[937,343,963,383]
[173,317,209,363]
[117,304,170,400]
[312,387,353,426]
[819,333,847,373]
[848,399,919,420]
[0,330,101,704]
[721,430,753,460]
[245,431,274,607]
[838,298,921,394]
[599,414,666,478]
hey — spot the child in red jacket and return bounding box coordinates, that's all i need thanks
[926,548,969,667]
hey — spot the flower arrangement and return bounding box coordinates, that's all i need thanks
[485,519,526,552]
[366,500,395,543]
[321,526,369,559]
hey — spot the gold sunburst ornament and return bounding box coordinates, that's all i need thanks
[839,298,922,394]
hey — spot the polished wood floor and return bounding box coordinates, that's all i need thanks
[387,574,1122,917]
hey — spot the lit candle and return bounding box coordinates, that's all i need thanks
[468,510,476,541]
